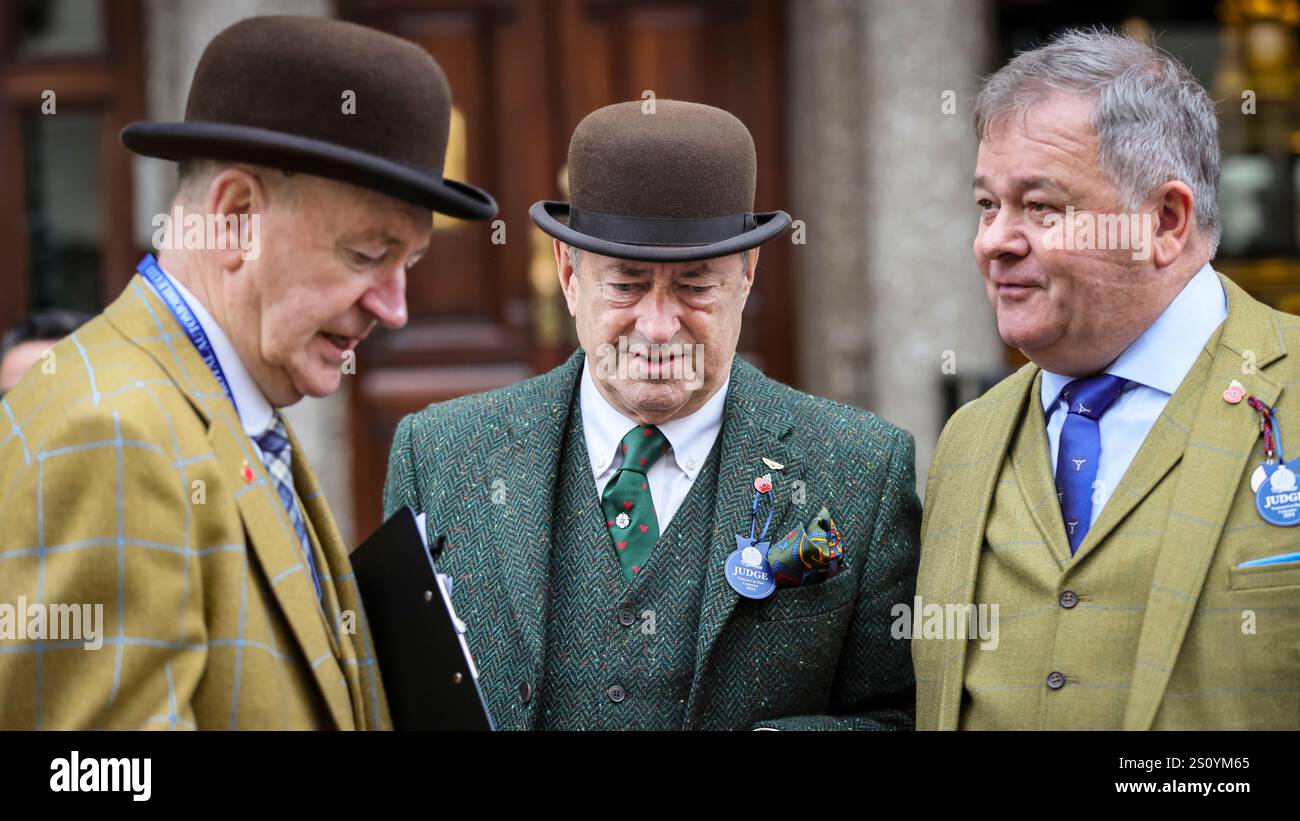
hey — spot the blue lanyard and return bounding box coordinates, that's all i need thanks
[137,255,240,418]
[748,490,775,543]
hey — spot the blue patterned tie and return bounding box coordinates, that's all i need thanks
[255,415,323,599]
[1055,374,1128,554]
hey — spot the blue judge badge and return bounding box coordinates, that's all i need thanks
[1256,460,1300,526]
[726,538,776,599]
[727,479,777,599]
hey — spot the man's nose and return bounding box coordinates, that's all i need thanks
[635,286,682,343]
[974,208,1030,262]
[360,264,408,330]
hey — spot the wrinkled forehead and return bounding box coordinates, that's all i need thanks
[583,250,744,279]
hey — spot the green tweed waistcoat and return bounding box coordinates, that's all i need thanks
[918,274,1300,730]
[538,402,722,729]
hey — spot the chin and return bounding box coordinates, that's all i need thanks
[996,312,1052,352]
[624,382,686,415]
[289,367,342,400]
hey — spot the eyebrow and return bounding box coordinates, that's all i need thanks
[606,261,721,278]
[340,232,427,254]
[972,175,1071,197]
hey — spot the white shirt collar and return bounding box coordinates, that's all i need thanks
[580,356,728,480]
[1041,262,1227,411]
[156,265,275,438]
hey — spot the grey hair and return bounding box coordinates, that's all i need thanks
[974,27,1221,258]
[566,245,752,274]
[174,159,298,206]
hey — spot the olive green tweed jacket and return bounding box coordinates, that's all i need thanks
[917,274,1300,730]
[383,350,920,730]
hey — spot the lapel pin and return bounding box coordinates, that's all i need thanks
[1223,379,1245,405]
[761,457,784,471]
[754,473,773,493]
[241,459,255,484]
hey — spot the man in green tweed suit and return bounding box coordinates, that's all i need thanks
[385,101,920,730]
[917,29,1300,730]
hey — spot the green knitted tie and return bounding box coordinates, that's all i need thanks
[602,425,670,581]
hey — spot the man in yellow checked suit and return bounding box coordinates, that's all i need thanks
[0,16,496,729]
[917,29,1300,730]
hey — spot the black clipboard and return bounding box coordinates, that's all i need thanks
[350,506,495,730]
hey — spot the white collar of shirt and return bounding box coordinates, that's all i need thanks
[155,266,276,438]
[580,356,728,481]
[1041,262,1227,411]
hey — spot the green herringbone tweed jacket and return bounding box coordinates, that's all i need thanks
[384,350,920,730]
[917,273,1300,730]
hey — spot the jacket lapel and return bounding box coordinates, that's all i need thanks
[1070,352,1205,564]
[288,421,390,730]
[484,351,584,724]
[683,357,801,726]
[1123,274,1285,729]
[929,365,1035,730]
[104,275,356,729]
[1008,370,1072,567]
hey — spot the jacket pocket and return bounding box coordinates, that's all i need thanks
[756,570,856,621]
[1228,559,1300,591]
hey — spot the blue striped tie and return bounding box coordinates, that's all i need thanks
[255,415,323,599]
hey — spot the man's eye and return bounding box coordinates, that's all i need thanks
[611,283,639,293]
[977,198,995,211]
[350,249,385,265]
[685,285,712,295]
[1027,201,1052,213]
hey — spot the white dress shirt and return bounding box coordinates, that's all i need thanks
[1041,263,1228,526]
[150,265,275,440]
[580,357,728,534]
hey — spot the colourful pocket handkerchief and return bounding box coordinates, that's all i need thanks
[766,506,844,589]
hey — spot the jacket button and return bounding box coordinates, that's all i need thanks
[1046,671,1066,690]
[619,608,637,626]
[519,680,532,704]
[1059,590,1078,609]
[607,684,626,703]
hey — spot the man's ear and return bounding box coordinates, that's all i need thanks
[1148,180,1195,268]
[739,246,758,299]
[555,239,579,317]
[206,166,262,272]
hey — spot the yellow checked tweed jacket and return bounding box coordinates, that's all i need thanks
[916,274,1300,730]
[0,275,389,729]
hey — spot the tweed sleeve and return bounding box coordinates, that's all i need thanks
[751,424,921,730]
[383,413,422,520]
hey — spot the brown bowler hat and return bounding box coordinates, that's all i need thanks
[121,16,496,220]
[530,100,789,262]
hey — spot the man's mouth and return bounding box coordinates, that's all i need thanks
[321,331,359,352]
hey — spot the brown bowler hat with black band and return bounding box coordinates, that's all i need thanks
[121,15,496,220]
[530,100,790,262]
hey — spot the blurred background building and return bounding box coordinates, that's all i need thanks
[2,0,1294,543]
